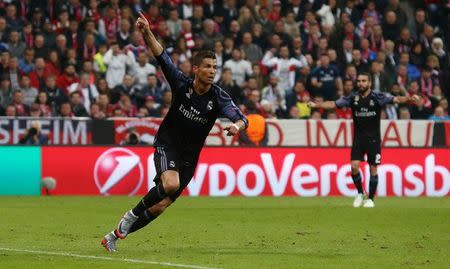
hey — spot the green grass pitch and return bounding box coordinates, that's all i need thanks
[0,196,448,269]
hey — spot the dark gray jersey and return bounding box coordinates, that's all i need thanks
[335,90,394,140]
[154,50,248,150]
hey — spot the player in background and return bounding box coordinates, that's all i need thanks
[309,73,419,208]
[101,11,248,252]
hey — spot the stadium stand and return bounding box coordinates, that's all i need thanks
[0,0,448,121]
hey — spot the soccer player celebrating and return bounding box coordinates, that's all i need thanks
[101,12,248,252]
[308,73,419,208]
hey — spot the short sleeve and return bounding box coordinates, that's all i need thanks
[374,91,394,106]
[335,95,351,108]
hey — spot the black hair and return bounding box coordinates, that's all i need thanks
[193,50,216,67]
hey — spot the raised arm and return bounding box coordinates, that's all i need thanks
[261,50,278,67]
[136,11,163,57]
[136,11,187,90]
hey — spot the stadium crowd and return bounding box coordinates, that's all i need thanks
[0,0,449,120]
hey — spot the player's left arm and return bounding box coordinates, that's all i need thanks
[375,91,419,106]
[216,88,249,136]
[393,94,420,104]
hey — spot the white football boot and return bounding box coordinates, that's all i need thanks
[353,193,364,208]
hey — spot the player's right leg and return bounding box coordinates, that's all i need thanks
[102,147,180,251]
[351,142,365,207]
[116,168,180,239]
[127,159,197,234]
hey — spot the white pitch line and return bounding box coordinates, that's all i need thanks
[0,247,218,269]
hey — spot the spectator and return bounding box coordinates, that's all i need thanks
[10,90,29,116]
[286,80,308,112]
[90,103,106,120]
[4,104,16,117]
[135,74,164,107]
[262,45,307,93]
[238,102,268,146]
[96,93,113,117]
[43,75,68,115]
[296,92,312,119]
[371,60,391,93]
[428,106,450,120]
[121,129,145,145]
[224,48,252,87]
[310,54,342,101]
[79,33,98,63]
[5,4,24,31]
[261,74,286,117]
[0,0,447,122]
[240,32,262,64]
[18,48,35,74]
[410,41,426,68]
[98,6,119,41]
[113,93,137,117]
[131,51,156,88]
[431,37,447,69]
[217,68,244,105]
[93,43,108,76]
[7,30,26,58]
[59,102,74,118]
[19,75,38,106]
[103,42,135,89]
[29,103,42,118]
[200,19,223,50]
[0,17,7,43]
[411,95,433,119]
[42,18,56,48]
[0,76,12,108]
[45,50,62,76]
[167,8,182,38]
[112,74,139,103]
[213,40,227,82]
[34,34,49,59]
[35,91,52,117]
[56,63,79,93]
[142,96,160,117]
[382,10,400,41]
[116,19,132,49]
[399,106,411,120]
[69,91,89,117]
[68,73,99,113]
[6,57,21,90]
[19,121,48,145]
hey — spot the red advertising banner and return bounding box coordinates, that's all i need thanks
[41,147,450,197]
[111,118,437,147]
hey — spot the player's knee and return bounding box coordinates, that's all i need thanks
[163,178,180,195]
[351,165,359,175]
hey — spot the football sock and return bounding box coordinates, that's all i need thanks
[351,173,364,194]
[132,182,166,216]
[369,175,378,200]
[128,210,157,234]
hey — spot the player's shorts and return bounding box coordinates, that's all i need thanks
[153,145,199,201]
[351,138,381,165]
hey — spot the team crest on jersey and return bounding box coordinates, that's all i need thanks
[206,100,213,111]
[369,100,375,106]
[354,95,359,105]
[186,87,193,99]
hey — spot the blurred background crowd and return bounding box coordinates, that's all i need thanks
[0,0,449,120]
